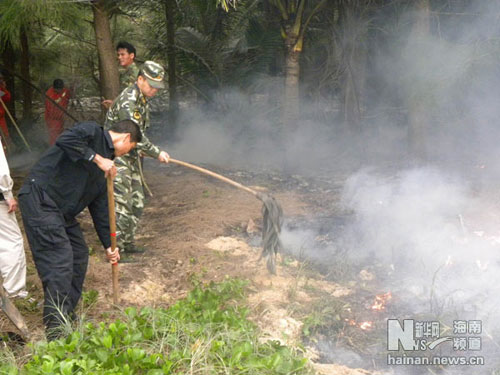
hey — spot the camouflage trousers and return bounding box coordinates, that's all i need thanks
[113,153,145,249]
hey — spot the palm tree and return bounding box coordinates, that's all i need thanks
[164,0,178,124]
[139,0,279,101]
[407,0,431,160]
[217,0,238,11]
[268,0,327,127]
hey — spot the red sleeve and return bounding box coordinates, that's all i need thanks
[60,88,70,108]
[1,88,11,103]
[45,88,57,119]
[46,87,57,101]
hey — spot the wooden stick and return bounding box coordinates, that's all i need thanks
[0,96,31,152]
[169,158,258,197]
[137,156,153,197]
[0,126,11,154]
[107,175,120,305]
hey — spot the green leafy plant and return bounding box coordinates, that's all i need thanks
[81,290,99,309]
[2,279,312,374]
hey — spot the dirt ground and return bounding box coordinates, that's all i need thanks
[2,159,377,375]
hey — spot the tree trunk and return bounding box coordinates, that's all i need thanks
[271,0,326,131]
[283,27,300,129]
[1,41,16,122]
[92,0,119,103]
[165,0,178,126]
[340,4,367,133]
[19,26,33,121]
[408,0,431,161]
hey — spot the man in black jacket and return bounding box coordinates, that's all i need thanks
[18,120,141,338]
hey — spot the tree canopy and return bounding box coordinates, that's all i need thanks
[1,0,499,162]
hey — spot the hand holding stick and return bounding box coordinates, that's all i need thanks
[107,175,120,304]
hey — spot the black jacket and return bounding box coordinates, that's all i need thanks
[19,121,114,248]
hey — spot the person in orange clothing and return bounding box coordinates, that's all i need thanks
[0,73,12,143]
[45,79,71,145]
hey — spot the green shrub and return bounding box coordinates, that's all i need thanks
[1,279,311,374]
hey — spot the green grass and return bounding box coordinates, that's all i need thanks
[1,279,312,374]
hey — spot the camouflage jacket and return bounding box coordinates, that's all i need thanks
[119,62,139,91]
[104,84,161,159]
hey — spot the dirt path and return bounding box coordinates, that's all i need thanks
[84,163,308,306]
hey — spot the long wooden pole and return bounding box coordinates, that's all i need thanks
[0,96,31,152]
[106,175,120,305]
[0,126,11,154]
[169,158,259,197]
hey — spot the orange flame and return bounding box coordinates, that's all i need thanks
[371,291,392,311]
[345,318,373,330]
[359,321,373,330]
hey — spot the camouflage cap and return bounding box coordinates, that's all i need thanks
[141,61,165,89]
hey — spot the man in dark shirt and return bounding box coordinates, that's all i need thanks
[18,120,141,338]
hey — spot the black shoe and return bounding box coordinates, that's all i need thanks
[124,244,146,254]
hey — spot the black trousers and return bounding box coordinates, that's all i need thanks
[18,182,88,334]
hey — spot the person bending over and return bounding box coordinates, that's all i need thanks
[18,120,141,339]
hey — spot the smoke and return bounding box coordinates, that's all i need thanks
[341,167,467,264]
[341,167,500,304]
[280,166,500,373]
[152,1,500,372]
[343,167,500,373]
[156,3,500,180]
[158,85,345,175]
[280,165,500,318]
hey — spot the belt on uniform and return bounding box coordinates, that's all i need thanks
[0,193,4,201]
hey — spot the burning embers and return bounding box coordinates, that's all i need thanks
[371,291,392,311]
[343,291,392,331]
[345,318,373,331]
[359,321,373,330]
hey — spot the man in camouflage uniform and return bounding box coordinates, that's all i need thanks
[117,41,140,91]
[104,61,170,256]
[102,41,140,108]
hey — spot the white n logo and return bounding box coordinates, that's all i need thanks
[387,319,417,351]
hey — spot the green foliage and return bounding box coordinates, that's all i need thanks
[174,1,282,91]
[1,279,311,374]
[132,0,282,98]
[217,0,238,12]
[301,297,349,338]
[0,0,81,47]
[13,296,39,314]
[0,344,18,374]
[81,290,99,309]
